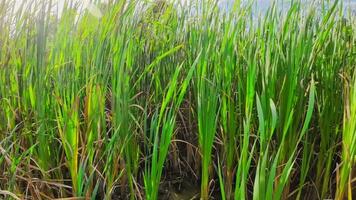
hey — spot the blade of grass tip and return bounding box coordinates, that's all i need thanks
[269,99,278,140]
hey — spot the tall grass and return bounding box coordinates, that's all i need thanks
[0,0,355,199]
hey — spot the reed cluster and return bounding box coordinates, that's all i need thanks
[0,0,355,199]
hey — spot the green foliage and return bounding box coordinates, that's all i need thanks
[0,0,355,199]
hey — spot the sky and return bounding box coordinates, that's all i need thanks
[12,0,356,17]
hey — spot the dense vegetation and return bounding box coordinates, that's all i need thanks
[0,0,355,199]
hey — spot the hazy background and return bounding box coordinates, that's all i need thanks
[12,0,356,17]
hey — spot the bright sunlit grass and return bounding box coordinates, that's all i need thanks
[0,0,355,199]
